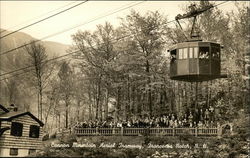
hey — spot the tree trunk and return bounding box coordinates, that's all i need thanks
[116,87,121,121]
[88,87,92,121]
[44,97,53,130]
[37,91,40,120]
[146,59,152,117]
[65,100,69,129]
[39,87,43,122]
[245,53,250,109]
[126,75,130,119]
[96,77,101,121]
[38,77,43,122]
[195,82,198,110]
[172,81,175,113]
[104,87,109,121]
[77,100,81,121]
[58,114,61,129]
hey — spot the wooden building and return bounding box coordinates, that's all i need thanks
[0,104,44,157]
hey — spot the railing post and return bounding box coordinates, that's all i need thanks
[72,128,75,135]
[217,125,222,138]
[195,128,198,137]
[96,127,98,136]
[121,127,123,136]
[173,128,175,136]
[112,128,115,135]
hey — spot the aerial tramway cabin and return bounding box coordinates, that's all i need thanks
[168,3,225,82]
[169,41,221,82]
[0,104,44,157]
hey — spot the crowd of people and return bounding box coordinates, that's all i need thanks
[74,107,219,129]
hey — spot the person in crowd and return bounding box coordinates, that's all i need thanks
[193,121,197,127]
[127,120,132,128]
[174,120,178,128]
[117,121,122,128]
[189,122,193,128]
[167,118,171,127]
[197,121,203,128]
[171,113,175,121]
[183,118,188,127]
[188,112,193,125]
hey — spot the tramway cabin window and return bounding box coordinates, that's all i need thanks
[170,49,177,62]
[10,122,23,136]
[183,48,188,59]
[29,125,40,138]
[211,46,220,59]
[199,47,209,59]
[178,48,183,59]
[189,47,193,58]
[194,47,198,58]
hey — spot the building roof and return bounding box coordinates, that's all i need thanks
[0,104,9,113]
[0,111,44,127]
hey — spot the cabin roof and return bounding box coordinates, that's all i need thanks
[0,111,44,126]
[168,41,220,51]
[0,104,9,113]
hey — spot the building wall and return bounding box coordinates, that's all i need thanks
[0,115,43,157]
[0,148,31,157]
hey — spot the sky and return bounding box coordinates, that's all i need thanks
[0,1,241,45]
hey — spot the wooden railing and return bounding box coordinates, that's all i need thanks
[73,127,219,137]
[57,129,71,137]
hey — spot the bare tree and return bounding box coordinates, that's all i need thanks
[58,61,73,128]
[24,41,50,121]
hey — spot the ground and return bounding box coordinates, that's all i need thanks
[30,133,249,158]
[31,113,249,158]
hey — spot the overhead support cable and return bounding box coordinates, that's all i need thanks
[0,1,88,39]
[0,1,79,34]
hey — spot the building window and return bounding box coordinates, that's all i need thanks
[10,148,18,156]
[11,122,23,137]
[28,149,36,155]
[29,125,40,138]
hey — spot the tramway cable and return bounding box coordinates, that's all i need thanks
[0,1,88,39]
[0,1,79,34]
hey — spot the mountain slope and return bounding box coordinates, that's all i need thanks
[0,29,70,72]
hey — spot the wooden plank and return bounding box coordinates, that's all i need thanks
[0,142,42,147]
[0,143,43,149]
[12,115,41,126]
[0,140,42,145]
[0,136,42,141]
